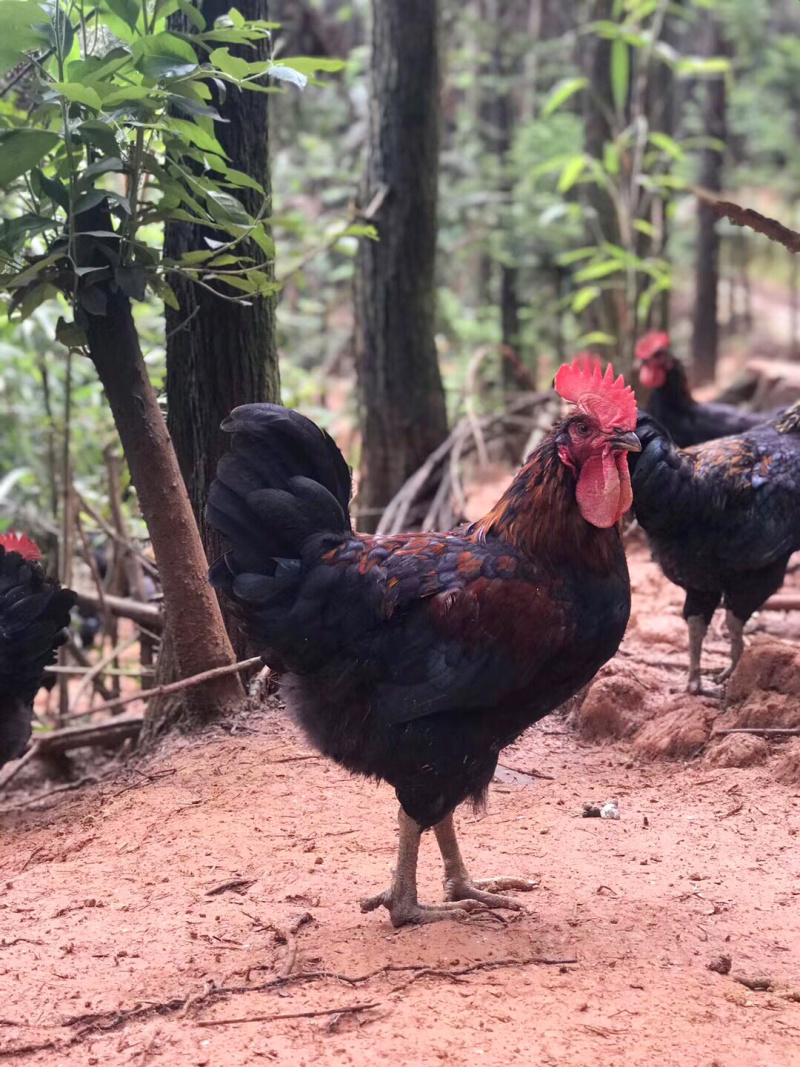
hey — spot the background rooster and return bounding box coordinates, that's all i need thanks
[207,359,639,927]
[0,534,75,768]
[636,331,770,446]
[629,403,800,693]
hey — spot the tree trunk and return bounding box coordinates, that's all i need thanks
[354,0,448,531]
[692,15,727,385]
[164,0,279,662]
[77,217,244,744]
[582,0,624,363]
[478,0,525,391]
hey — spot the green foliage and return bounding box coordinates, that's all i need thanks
[0,0,345,332]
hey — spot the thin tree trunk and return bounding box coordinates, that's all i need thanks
[164,0,279,664]
[354,0,448,531]
[77,213,244,744]
[692,15,727,385]
[582,0,624,363]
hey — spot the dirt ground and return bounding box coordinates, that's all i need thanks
[2,541,800,1066]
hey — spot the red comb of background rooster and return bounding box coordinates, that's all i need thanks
[571,351,603,376]
[0,532,41,561]
[554,357,637,432]
[635,331,670,361]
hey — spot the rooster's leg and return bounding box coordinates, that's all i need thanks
[361,808,484,926]
[434,812,536,910]
[717,611,744,684]
[686,615,708,694]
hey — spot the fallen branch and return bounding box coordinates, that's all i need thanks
[74,591,163,632]
[0,775,101,815]
[711,727,800,738]
[762,595,800,612]
[34,718,143,757]
[74,655,263,717]
[197,1001,381,1027]
[67,633,140,718]
[49,955,576,1048]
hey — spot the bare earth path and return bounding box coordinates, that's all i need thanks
[1,545,799,1066]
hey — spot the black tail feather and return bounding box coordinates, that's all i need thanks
[207,404,353,623]
[0,547,75,767]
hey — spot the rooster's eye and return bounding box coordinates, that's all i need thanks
[575,421,590,437]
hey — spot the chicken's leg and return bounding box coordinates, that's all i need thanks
[434,812,536,910]
[686,615,708,694]
[361,808,484,927]
[717,610,744,684]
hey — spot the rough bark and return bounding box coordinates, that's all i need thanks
[582,0,624,362]
[164,0,279,664]
[354,0,449,532]
[692,15,727,385]
[76,224,244,743]
[479,0,526,391]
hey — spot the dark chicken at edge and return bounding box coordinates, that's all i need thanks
[207,360,639,927]
[629,403,800,693]
[636,331,773,447]
[0,534,76,769]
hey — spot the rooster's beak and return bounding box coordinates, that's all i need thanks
[610,430,641,453]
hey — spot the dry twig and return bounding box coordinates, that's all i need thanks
[196,1001,381,1027]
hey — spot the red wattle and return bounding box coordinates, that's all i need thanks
[639,363,666,390]
[575,449,632,528]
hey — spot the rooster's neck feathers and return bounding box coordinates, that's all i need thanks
[469,431,621,571]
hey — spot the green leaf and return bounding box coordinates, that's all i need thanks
[0,0,45,78]
[276,56,347,74]
[341,223,378,240]
[249,223,275,257]
[102,85,162,107]
[50,81,103,110]
[132,32,199,79]
[205,188,250,226]
[0,130,59,187]
[0,213,54,254]
[178,0,206,30]
[542,77,588,118]
[221,166,263,193]
[165,117,227,155]
[149,274,180,309]
[557,246,597,266]
[610,38,629,115]
[269,65,307,90]
[648,131,684,161]
[633,219,657,238]
[676,55,731,78]
[571,286,600,313]
[35,169,70,211]
[56,316,88,348]
[575,259,624,282]
[576,330,616,347]
[603,142,620,176]
[78,119,120,157]
[103,0,140,30]
[557,155,586,193]
[209,46,251,80]
[79,157,125,188]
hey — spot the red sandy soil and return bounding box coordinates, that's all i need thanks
[1,542,800,1066]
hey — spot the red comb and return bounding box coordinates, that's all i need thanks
[0,532,41,561]
[554,357,637,432]
[572,351,604,375]
[635,331,670,361]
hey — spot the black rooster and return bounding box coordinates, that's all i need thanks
[0,534,75,768]
[636,331,770,447]
[629,403,800,692]
[206,359,640,926]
